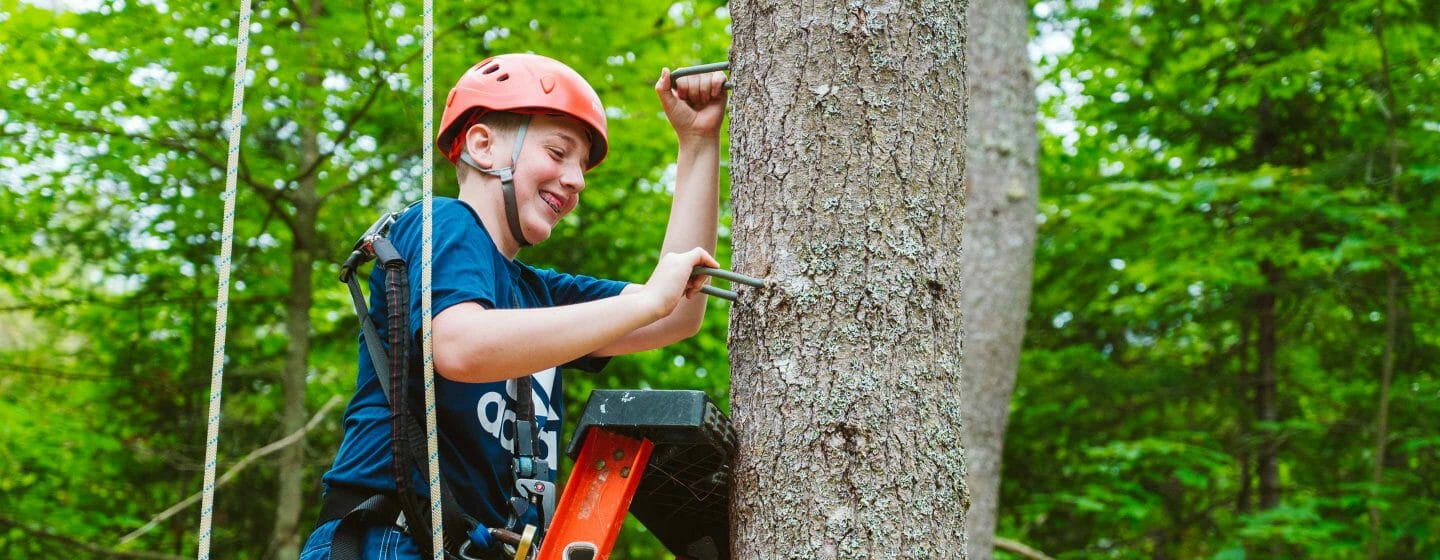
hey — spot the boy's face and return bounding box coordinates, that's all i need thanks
[469,114,592,246]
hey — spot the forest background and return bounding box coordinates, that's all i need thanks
[1,0,1437,558]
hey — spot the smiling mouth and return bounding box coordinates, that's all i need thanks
[540,192,563,215]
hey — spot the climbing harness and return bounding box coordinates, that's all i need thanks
[329,207,543,560]
[195,0,254,557]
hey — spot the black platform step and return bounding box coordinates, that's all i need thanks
[568,390,734,560]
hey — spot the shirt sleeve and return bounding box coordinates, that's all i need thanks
[532,267,630,307]
[531,267,630,372]
[392,200,505,338]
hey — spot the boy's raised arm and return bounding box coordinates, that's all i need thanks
[593,68,728,356]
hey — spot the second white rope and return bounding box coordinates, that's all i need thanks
[420,0,442,556]
[197,0,254,558]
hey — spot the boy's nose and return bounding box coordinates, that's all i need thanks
[560,163,585,193]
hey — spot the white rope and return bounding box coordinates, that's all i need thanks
[197,0,253,557]
[420,0,442,556]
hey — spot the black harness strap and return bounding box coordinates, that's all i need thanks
[345,277,394,404]
[329,494,398,560]
[376,237,427,552]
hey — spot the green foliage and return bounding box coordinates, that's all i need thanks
[1001,0,1440,557]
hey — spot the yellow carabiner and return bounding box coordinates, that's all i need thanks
[512,525,537,560]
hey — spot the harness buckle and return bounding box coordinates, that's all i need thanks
[339,211,400,282]
[514,478,555,529]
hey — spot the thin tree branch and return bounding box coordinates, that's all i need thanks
[994,537,1056,560]
[115,394,344,546]
[0,514,187,560]
[0,293,285,313]
[33,117,260,193]
[286,0,306,26]
[0,361,118,381]
[320,145,424,202]
[28,115,295,226]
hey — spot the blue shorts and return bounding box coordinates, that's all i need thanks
[299,519,420,560]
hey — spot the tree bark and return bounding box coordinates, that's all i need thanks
[959,0,1038,556]
[728,1,969,557]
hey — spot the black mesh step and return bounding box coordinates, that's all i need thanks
[567,390,734,560]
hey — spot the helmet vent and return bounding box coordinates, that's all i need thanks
[481,64,500,75]
[496,73,510,82]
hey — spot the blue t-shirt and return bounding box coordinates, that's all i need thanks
[322,197,628,529]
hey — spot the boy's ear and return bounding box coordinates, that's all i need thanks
[464,123,497,170]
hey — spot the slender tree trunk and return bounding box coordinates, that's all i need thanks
[1255,262,1280,511]
[1368,3,1403,555]
[728,1,969,557]
[1368,272,1398,557]
[269,2,322,557]
[958,0,1037,557]
[1236,318,1253,515]
[270,194,316,560]
[1250,83,1282,518]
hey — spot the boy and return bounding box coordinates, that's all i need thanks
[300,53,727,559]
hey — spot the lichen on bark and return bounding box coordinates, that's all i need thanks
[728,0,970,557]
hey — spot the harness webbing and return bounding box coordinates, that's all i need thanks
[338,238,475,556]
[420,0,441,555]
[197,0,253,557]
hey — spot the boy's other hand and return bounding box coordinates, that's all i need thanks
[656,68,728,144]
[642,247,721,321]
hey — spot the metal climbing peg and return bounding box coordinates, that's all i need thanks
[693,266,765,302]
[669,61,731,90]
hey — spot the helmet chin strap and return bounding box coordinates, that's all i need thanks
[458,116,533,248]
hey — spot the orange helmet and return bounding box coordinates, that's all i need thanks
[437,53,608,170]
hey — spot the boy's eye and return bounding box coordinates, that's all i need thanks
[548,147,565,159]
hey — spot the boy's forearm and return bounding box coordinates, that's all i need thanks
[656,137,720,329]
[433,292,659,383]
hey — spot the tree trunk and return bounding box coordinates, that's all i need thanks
[269,194,316,560]
[1254,262,1280,511]
[1250,82,1282,516]
[1368,4,1404,556]
[269,2,323,556]
[959,0,1038,556]
[728,1,969,557]
[1236,318,1253,515]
